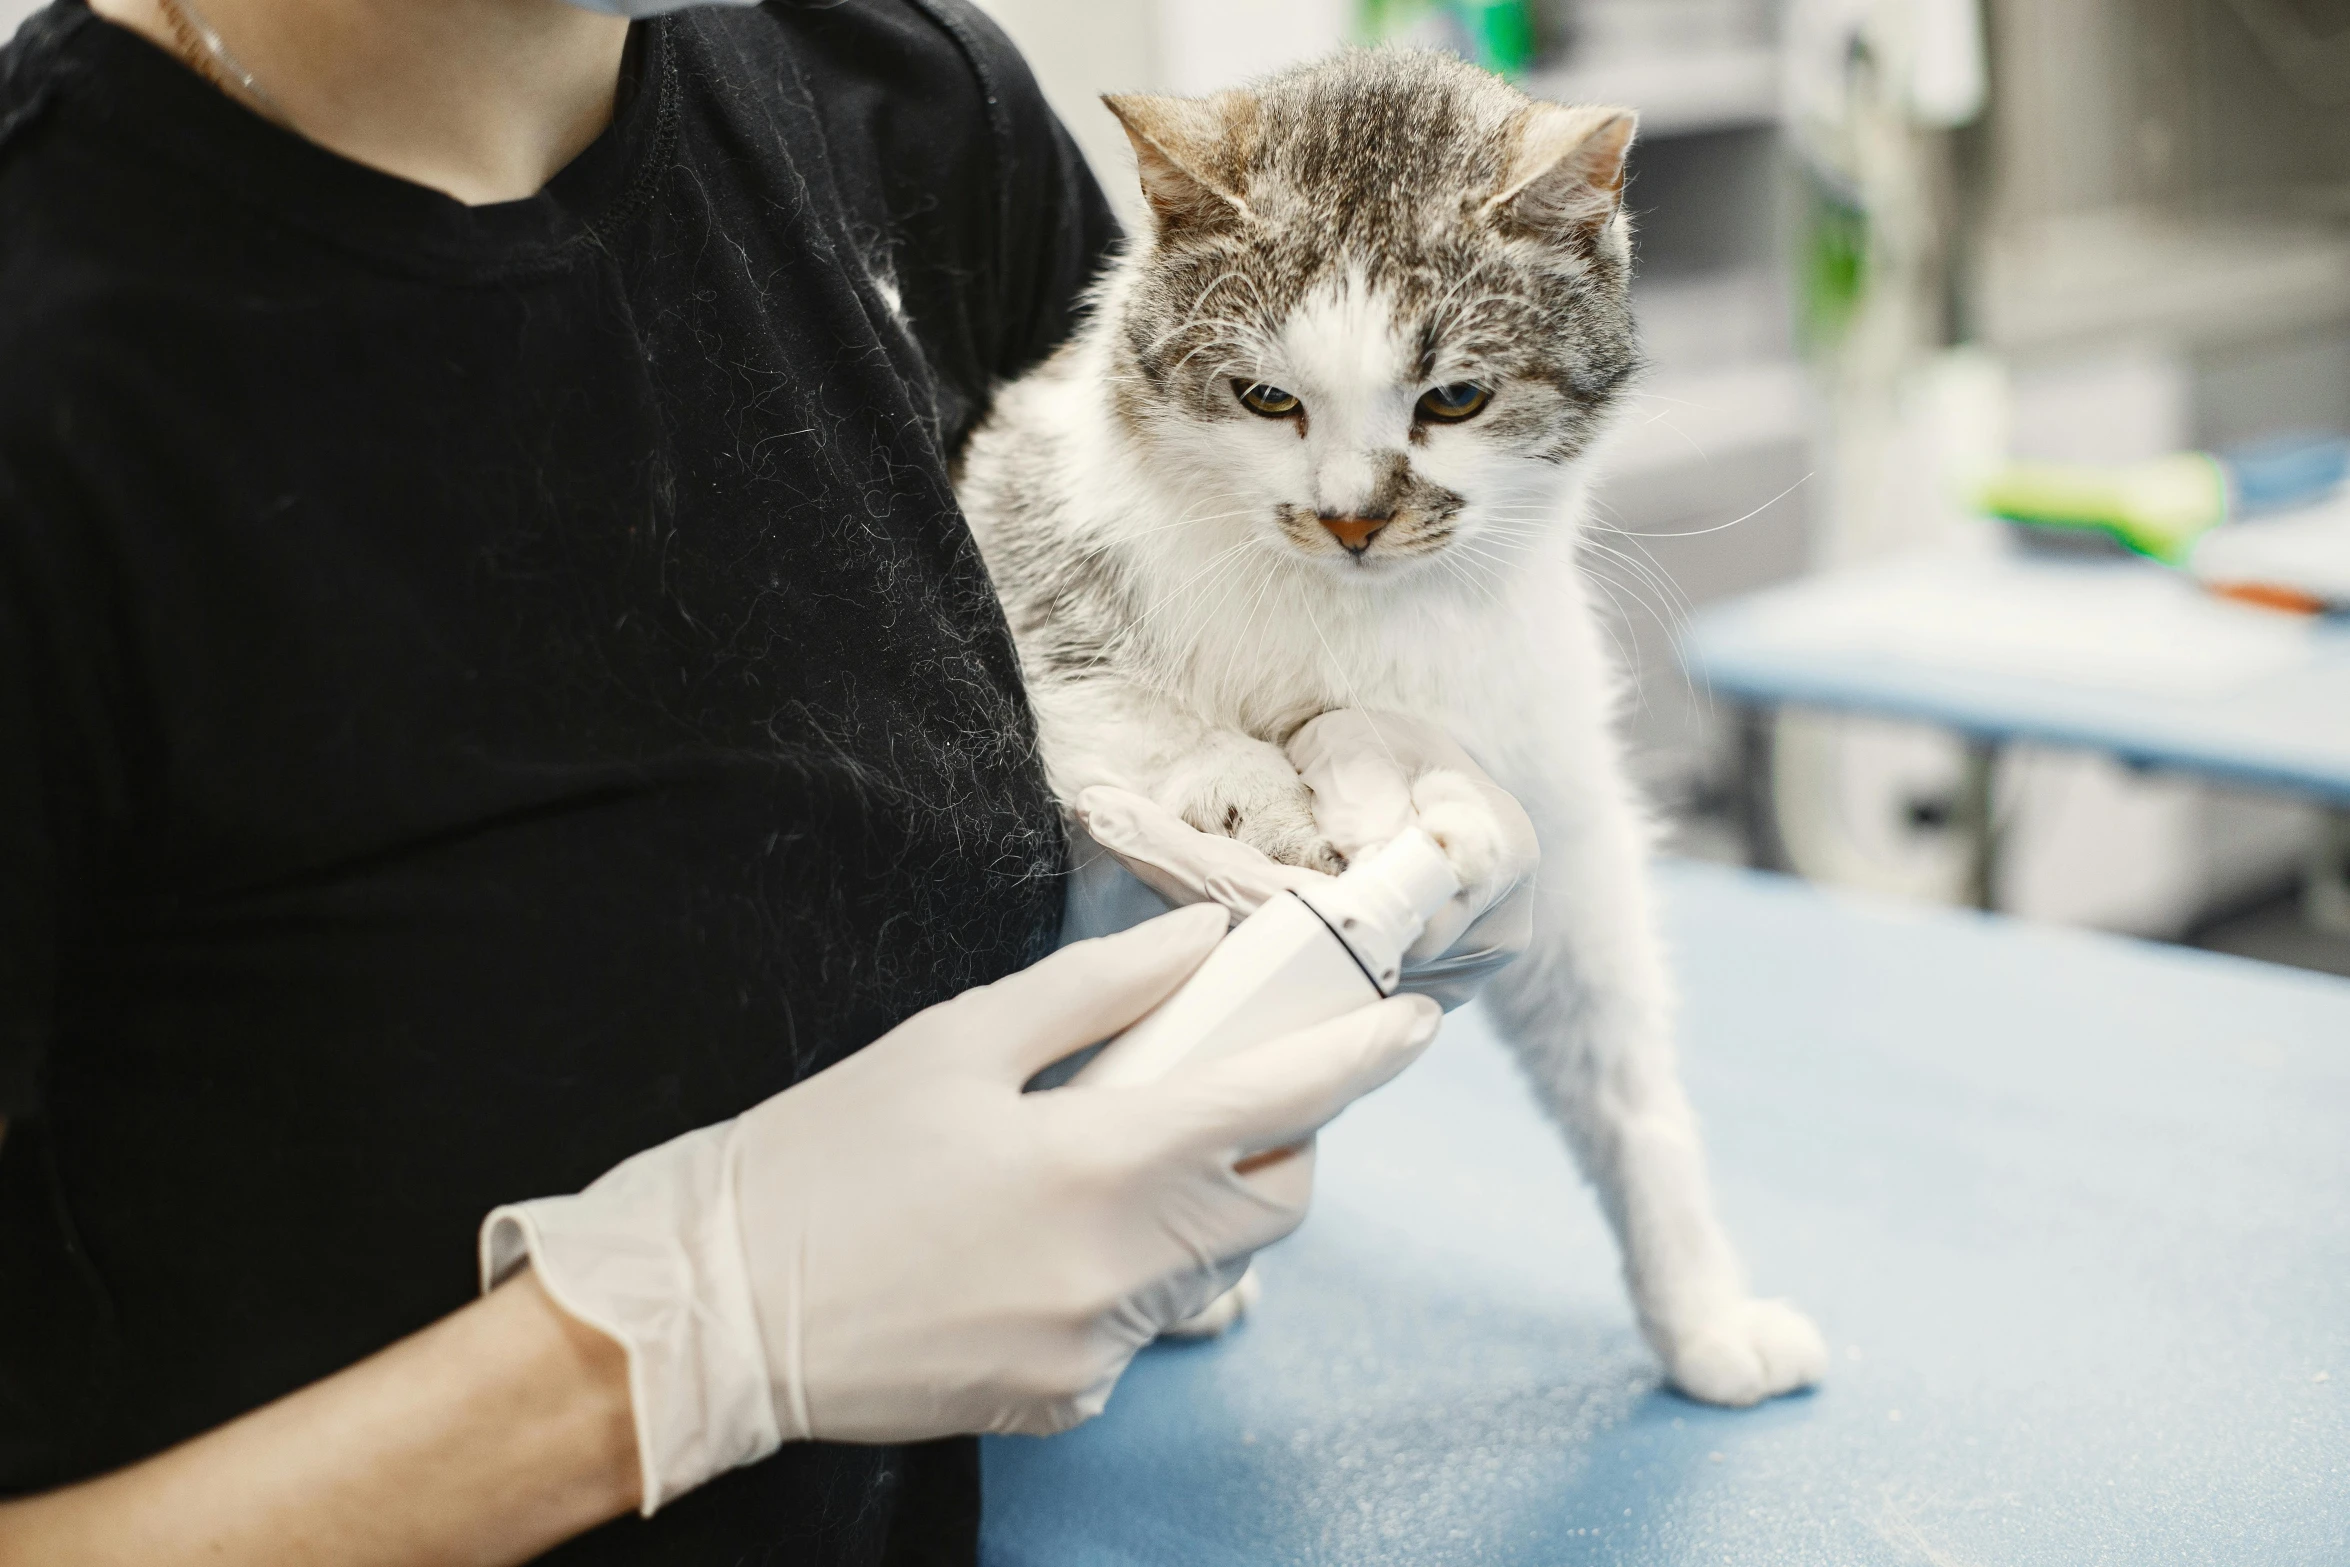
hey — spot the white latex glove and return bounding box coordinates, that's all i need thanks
[480,906,1440,1513]
[1066,710,1539,1011]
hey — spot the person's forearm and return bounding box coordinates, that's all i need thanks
[0,1270,639,1567]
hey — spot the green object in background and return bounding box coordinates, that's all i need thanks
[1976,454,2230,565]
[1357,0,1539,75]
[1357,0,1438,41]
[1449,0,1538,73]
[1798,181,1869,356]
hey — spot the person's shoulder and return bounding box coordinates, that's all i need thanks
[0,178,160,516]
[0,4,91,177]
[679,0,1114,431]
[690,0,1062,176]
[1,10,217,417]
[0,6,137,291]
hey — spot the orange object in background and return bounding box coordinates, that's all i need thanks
[2207,581,2327,616]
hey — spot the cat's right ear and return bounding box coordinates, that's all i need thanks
[1103,92,1255,241]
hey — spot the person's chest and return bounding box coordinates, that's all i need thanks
[35,71,1062,1119]
[71,119,1011,884]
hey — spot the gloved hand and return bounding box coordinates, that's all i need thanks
[1066,710,1539,1011]
[480,906,1440,1513]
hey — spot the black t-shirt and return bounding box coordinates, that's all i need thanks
[0,2,1114,1560]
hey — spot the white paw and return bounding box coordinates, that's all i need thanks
[1159,1263,1262,1339]
[1409,768,1513,888]
[1183,768,1345,874]
[1663,1298,1828,1406]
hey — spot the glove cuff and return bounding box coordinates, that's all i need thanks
[480,1120,783,1515]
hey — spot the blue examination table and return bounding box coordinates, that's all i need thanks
[981,863,2350,1565]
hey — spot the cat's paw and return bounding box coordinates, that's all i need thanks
[1243,807,1348,877]
[1662,1298,1827,1406]
[1410,767,1516,887]
[1188,773,1346,875]
[1160,1264,1261,1339]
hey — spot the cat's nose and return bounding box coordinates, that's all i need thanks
[1320,516,1385,554]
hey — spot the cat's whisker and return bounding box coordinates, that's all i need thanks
[1580,514,1700,626]
[1590,472,1813,541]
[1204,549,1298,713]
[1431,549,1511,605]
[1188,267,1275,324]
[1571,515,1685,592]
[1618,388,1725,413]
[1575,535,1695,632]
[1093,504,1268,543]
[1577,553,1704,715]
[1077,534,1265,673]
[1296,595,1404,775]
[1191,532,1289,661]
[1568,541,1699,710]
[1568,567,1653,706]
[1610,405,1716,465]
[1141,308,1270,354]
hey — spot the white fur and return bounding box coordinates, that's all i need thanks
[960,265,1824,1407]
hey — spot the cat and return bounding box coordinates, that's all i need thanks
[954,48,1825,1408]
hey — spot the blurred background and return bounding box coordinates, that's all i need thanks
[7,0,2344,975]
[979,0,2350,978]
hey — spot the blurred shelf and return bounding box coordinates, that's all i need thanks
[1523,45,1779,137]
[1981,206,2350,356]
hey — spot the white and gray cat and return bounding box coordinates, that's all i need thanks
[956,49,1824,1407]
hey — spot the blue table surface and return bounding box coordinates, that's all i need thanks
[981,863,2350,1566]
[1680,556,2350,803]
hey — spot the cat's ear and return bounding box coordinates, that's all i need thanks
[1487,104,1637,246]
[1102,92,1255,240]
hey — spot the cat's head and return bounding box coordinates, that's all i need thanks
[1102,50,1639,582]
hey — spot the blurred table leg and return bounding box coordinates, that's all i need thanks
[1955,737,2001,912]
[1736,704,1789,873]
[2306,807,2350,936]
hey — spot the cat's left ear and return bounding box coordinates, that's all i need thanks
[1486,104,1637,245]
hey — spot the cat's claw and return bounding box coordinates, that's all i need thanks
[1175,754,1347,876]
[1215,794,1345,875]
[1662,1298,1828,1406]
[1284,834,1348,877]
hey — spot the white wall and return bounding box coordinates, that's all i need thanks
[3,0,48,43]
[972,0,1355,229]
[1154,0,1349,95]
[969,0,1158,229]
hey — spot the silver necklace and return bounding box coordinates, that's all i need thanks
[153,0,292,127]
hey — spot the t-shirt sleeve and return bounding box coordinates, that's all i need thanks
[797,0,1120,449]
[935,0,1122,385]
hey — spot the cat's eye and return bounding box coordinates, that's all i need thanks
[1416,383,1490,423]
[1235,382,1304,419]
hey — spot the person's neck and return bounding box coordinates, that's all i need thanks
[90,0,631,206]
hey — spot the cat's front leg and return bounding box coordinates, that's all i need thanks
[1160,729,1346,875]
[1488,758,1827,1407]
[1028,677,1343,875]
